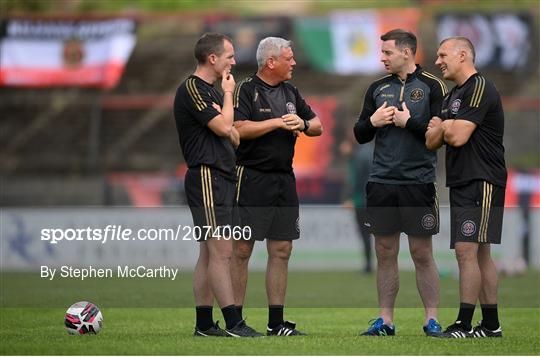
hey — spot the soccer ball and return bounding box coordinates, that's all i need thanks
[64,301,103,334]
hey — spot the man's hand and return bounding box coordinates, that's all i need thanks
[282,114,305,131]
[370,101,396,128]
[212,102,222,113]
[393,102,410,128]
[221,70,235,93]
[428,116,443,129]
[425,116,445,150]
[273,117,294,131]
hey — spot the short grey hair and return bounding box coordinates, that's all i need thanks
[440,36,476,63]
[256,37,291,69]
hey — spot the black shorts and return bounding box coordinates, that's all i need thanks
[365,182,439,236]
[184,165,237,240]
[450,180,505,249]
[236,166,299,241]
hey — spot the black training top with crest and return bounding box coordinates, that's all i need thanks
[354,65,448,184]
[233,74,316,173]
[441,73,507,188]
[173,75,236,177]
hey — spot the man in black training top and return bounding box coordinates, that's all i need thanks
[426,37,507,338]
[173,32,262,337]
[354,29,448,337]
[230,37,323,336]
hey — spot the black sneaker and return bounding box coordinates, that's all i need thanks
[360,317,395,336]
[438,321,473,338]
[267,320,306,336]
[472,322,502,338]
[194,321,227,337]
[225,319,264,337]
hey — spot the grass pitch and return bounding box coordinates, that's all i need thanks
[1,271,539,355]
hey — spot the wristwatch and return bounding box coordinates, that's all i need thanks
[302,119,310,132]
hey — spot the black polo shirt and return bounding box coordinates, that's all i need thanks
[233,74,316,173]
[441,73,507,187]
[173,75,236,177]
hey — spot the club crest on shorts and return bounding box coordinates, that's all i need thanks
[450,99,461,115]
[421,214,436,230]
[461,220,476,237]
[410,88,424,102]
[286,102,297,114]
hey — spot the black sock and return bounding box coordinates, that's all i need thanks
[236,305,243,319]
[268,305,284,328]
[195,305,213,330]
[481,304,500,330]
[221,304,242,330]
[456,302,475,329]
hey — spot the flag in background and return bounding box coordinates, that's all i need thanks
[295,9,422,75]
[0,18,137,88]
